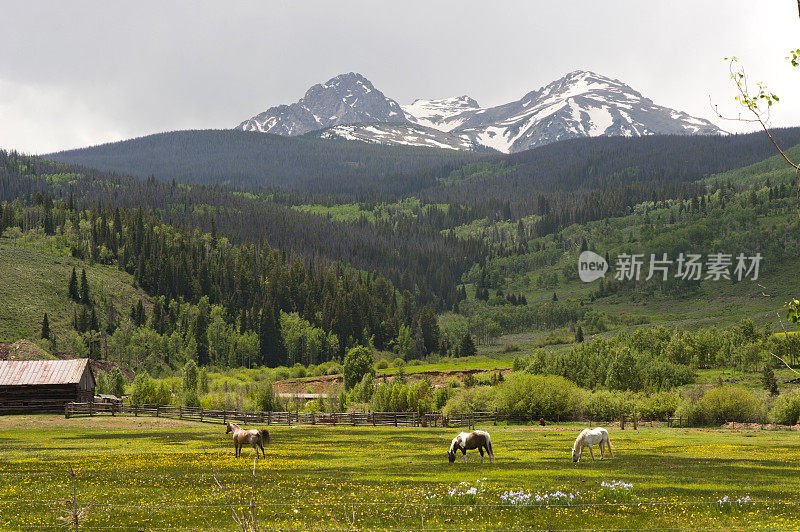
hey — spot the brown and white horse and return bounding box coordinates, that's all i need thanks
[448,430,494,463]
[225,421,270,458]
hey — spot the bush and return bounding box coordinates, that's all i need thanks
[441,386,494,416]
[350,372,375,403]
[290,363,307,379]
[392,358,405,368]
[582,390,635,421]
[493,374,583,421]
[376,359,389,369]
[255,382,279,412]
[637,391,679,420]
[678,386,763,426]
[343,346,375,389]
[769,389,800,425]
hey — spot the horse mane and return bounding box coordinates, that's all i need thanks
[572,429,588,450]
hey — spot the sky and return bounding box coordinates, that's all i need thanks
[1,1,799,154]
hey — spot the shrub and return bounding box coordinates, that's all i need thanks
[350,372,375,403]
[290,363,307,379]
[582,390,635,421]
[392,358,405,368]
[376,359,389,370]
[678,386,763,426]
[637,391,679,421]
[343,346,375,389]
[493,374,583,421]
[326,364,342,376]
[255,381,279,412]
[441,386,494,416]
[769,389,800,425]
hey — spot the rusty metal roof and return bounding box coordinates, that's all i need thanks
[0,359,91,386]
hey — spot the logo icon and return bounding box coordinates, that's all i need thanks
[578,251,608,282]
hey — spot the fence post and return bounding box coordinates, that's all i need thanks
[179,405,182,420]
[679,416,682,427]
[394,413,398,427]
[134,404,138,417]
[200,408,204,423]
[371,412,375,426]
[65,404,70,419]
[156,404,160,418]
[267,411,271,425]
[311,412,315,425]
[620,414,625,430]
[633,412,638,430]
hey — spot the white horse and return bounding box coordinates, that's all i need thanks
[571,427,613,462]
[448,430,494,463]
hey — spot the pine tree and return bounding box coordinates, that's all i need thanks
[552,292,558,302]
[68,268,79,301]
[458,332,476,358]
[413,322,426,359]
[259,304,285,367]
[575,325,584,343]
[79,269,90,304]
[195,297,210,366]
[41,313,50,340]
[762,365,778,395]
[89,308,99,332]
[134,299,146,327]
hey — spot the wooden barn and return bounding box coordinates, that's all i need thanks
[0,359,95,413]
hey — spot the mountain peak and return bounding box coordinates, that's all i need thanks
[237,72,406,135]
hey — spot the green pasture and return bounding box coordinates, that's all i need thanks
[1,416,799,530]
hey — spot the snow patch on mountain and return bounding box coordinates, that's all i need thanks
[314,123,486,151]
[401,96,481,132]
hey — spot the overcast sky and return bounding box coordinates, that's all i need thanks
[1,1,799,154]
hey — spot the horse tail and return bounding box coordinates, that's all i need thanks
[605,431,614,456]
[485,433,494,457]
[260,429,270,444]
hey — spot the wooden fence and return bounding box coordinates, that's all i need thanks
[64,402,495,428]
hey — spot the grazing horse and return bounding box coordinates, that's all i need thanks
[225,421,270,458]
[448,430,494,463]
[571,427,613,462]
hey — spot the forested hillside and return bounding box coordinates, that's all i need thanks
[4,131,800,386]
[45,129,486,195]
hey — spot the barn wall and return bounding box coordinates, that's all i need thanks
[0,384,82,413]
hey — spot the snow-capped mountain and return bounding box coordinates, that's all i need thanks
[237,72,405,135]
[450,71,721,153]
[401,96,481,132]
[313,123,485,151]
[236,70,721,153]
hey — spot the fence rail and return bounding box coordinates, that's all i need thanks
[64,402,495,428]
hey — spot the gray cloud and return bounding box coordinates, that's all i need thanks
[1,0,799,154]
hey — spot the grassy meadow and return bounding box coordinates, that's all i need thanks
[1,415,799,530]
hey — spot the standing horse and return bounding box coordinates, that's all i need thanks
[225,421,270,458]
[448,430,494,463]
[571,427,613,462]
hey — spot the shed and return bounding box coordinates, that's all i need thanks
[0,359,95,413]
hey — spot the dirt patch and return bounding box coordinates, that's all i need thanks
[721,421,800,431]
[0,340,52,361]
